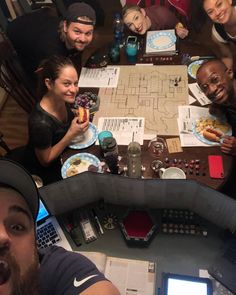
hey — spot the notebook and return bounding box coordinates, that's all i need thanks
[208,236,236,294]
[36,198,72,251]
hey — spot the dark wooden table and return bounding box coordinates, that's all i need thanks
[62,138,233,191]
[62,36,234,191]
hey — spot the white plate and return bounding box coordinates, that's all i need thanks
[187,60,204,79]
[147,31,176,51]
[61,152,102,179]
[192,117,232,145]
[69,123,98,149]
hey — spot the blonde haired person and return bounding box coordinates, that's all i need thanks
[122,4,188,38]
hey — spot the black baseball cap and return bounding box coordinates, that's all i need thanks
[64,3,96,26]
[0,159,39,220]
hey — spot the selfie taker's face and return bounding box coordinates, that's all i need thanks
[64,21,94,51]
[0,188,39,295]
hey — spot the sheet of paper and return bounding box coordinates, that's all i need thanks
[188,94,196,105]
[97,117,144,145]
[188,83,211,106]
[105,257,156,295]
[166,137,183,153]
[78,66,120,88]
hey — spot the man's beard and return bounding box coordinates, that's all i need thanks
[1,247,39,295]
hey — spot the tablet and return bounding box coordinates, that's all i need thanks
[163,273,213,295]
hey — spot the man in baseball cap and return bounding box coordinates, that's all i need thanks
[60,2,96,53]
[6,2,96,91]
[0,159,120,295]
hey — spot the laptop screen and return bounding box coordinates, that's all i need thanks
[36,199,50,222]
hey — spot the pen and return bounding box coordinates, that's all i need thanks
[190,55,215,61]
[92,209,104,235]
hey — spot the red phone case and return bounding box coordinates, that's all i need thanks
[208,155,224,179]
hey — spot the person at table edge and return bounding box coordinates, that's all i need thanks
[196,59,236,156]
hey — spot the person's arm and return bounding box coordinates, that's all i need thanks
[175,22,189,39]
[212,33,234,71]
[154,6,188,39]
[35,118,88,166]
[80,280,120,295]
[221,136,236,155]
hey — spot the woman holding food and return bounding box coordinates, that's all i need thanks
[27,55,89,184]
[200,0,236,73]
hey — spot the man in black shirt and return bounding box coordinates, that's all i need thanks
[196,59,236,155]
[7,3,96,87]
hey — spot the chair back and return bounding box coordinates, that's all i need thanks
[0,31,38,113]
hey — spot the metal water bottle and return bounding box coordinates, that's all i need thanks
[101,137,119,174]
[127,142,142,178]
[113,12,124,46]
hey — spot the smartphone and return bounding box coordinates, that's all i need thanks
[208,155,224,179]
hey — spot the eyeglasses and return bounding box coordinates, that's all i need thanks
[200,73,221,94]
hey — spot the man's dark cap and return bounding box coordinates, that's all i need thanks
[0,159,39,220]
[64,3,96,26]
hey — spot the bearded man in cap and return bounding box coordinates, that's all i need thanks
[7,3,96,88]
[0,158,120,295]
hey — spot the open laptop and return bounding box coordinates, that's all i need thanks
[208,235,236,294]
[36,198,72,251]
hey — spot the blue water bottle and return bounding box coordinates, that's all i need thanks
[113,12,124,47]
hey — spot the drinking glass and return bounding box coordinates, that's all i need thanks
[148,136,166,158]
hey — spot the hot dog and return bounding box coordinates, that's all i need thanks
[76,107,89,123]
[202,127,223,142]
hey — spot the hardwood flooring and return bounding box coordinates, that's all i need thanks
[0,95,28,154]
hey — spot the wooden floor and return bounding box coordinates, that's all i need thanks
[0,95,28,154]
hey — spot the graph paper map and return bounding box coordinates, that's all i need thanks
[95,65,188,136]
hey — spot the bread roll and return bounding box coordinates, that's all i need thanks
[76,107,89,123]
[176,22,184,29]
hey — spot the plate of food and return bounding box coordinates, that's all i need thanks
[61,153,102,179]
[187,60,204,79]
[69,122,98,149]
[193,116,232,145]
[147,30,176,51]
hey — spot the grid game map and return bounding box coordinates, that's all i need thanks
[95,65,188,136]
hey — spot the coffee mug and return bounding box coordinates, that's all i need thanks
[159,167,186,179]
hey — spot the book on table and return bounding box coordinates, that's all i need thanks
[78,251,156,295]
[145,29,177,56]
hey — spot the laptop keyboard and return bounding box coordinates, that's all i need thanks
[37,222,61,249]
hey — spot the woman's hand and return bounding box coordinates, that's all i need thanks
[67,116,89,139]
[175,23,189,39]
[221,136,236,155]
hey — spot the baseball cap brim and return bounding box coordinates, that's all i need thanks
[0,159,39,220]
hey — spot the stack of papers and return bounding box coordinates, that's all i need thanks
[97,117,144,145]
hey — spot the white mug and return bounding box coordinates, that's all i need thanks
[159,167,186,179]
